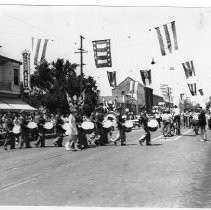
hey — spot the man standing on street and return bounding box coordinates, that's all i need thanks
[172,105,181,135]
[138,107,151,146]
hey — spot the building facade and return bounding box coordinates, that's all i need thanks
[0,55,22,97]
[0,55,36,112]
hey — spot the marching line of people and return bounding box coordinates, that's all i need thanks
[1,103,210,151]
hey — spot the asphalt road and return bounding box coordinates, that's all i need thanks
[0,127,211,207]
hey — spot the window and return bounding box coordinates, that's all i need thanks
[13,69,19,86]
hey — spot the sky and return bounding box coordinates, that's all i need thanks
[0,0,211,107]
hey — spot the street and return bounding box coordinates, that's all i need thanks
[0,127,211,207]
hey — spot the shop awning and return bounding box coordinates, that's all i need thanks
[0,97,37,111]
[0,98,13,110]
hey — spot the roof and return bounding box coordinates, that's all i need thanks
[116,76,145,89]
[0,55,22,65]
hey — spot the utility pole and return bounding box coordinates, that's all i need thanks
[75,36,87,95]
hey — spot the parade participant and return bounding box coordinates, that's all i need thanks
[53,114,65,147]
[172,105,181,135]
[34,113,46,147]
[138,106,151,146]
[3,116,15,150]
[155,111,161,128]
[65,106,80,151]
[19,114,30,149]
[76,112,88,149]
[198,107,208,141]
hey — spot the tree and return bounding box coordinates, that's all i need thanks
[20,59,100,115]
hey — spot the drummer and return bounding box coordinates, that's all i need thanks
[3,116,15,150]
[138,106,151,146]
[19,114,30,149]
[53,113,65,147]
[34,113,46,147]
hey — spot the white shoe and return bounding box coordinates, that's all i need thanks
[200,139,205,142]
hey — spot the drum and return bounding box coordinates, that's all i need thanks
[124,120,133,132]
[44,122,54,130]
[12,125,21,134]
[81,121,95,134]
[102,120,113,132]
[62,123,70,131]
[147,119,158,132]
[27,122,38,129]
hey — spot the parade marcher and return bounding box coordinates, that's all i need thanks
[138,107,151,146]
[65,107,80,151]
[53,114,65,147]
[155,111,161,128]
[3,116,15,150]
[34,114,46,147]
[172,105,181,135]
[19,114,30,149]
[76,112,88,149]
[198,107,209,142]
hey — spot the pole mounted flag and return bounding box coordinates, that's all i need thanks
[107,71,116,88]
[155,21,178,56]
[182,61,196,79]
[140,70,151,86]
[92,39,112,68]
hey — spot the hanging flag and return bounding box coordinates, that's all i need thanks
[188,83,197,96]
[155,21,178,56]
[180,93,185,101]
[92,39,112,68]
[182,61,196,79]
[198,89,203,96]
[32,37,49,65]
[107,71,116,88]
[140,70,151,86]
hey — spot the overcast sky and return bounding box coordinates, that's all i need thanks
[0,1,211,107]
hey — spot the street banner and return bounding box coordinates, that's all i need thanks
[182,61,196,79]
[92,39,112,68]
[198,89,203,96]
[180,93,185,101]
[155,21,178,56]
[140,70,151,86]
[107,71,116,88]
[188,83,197,96]
[32,37,49,65]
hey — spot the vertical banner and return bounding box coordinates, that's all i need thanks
[107,71,116,88]
[180,93,185,101]
[155,21,178,56]
[140,70,151,86]
[32,37,50,66]
[92,39,112,68]
[198,89,203,96]
[22,50,31,88]
[182,61,196,79]
[188,83,197,96]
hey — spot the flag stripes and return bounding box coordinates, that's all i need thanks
[188,83,197,96]
[93,39,112,68]
[32,37,49,66]
[182,61,196,79]
[155,21,178,56]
